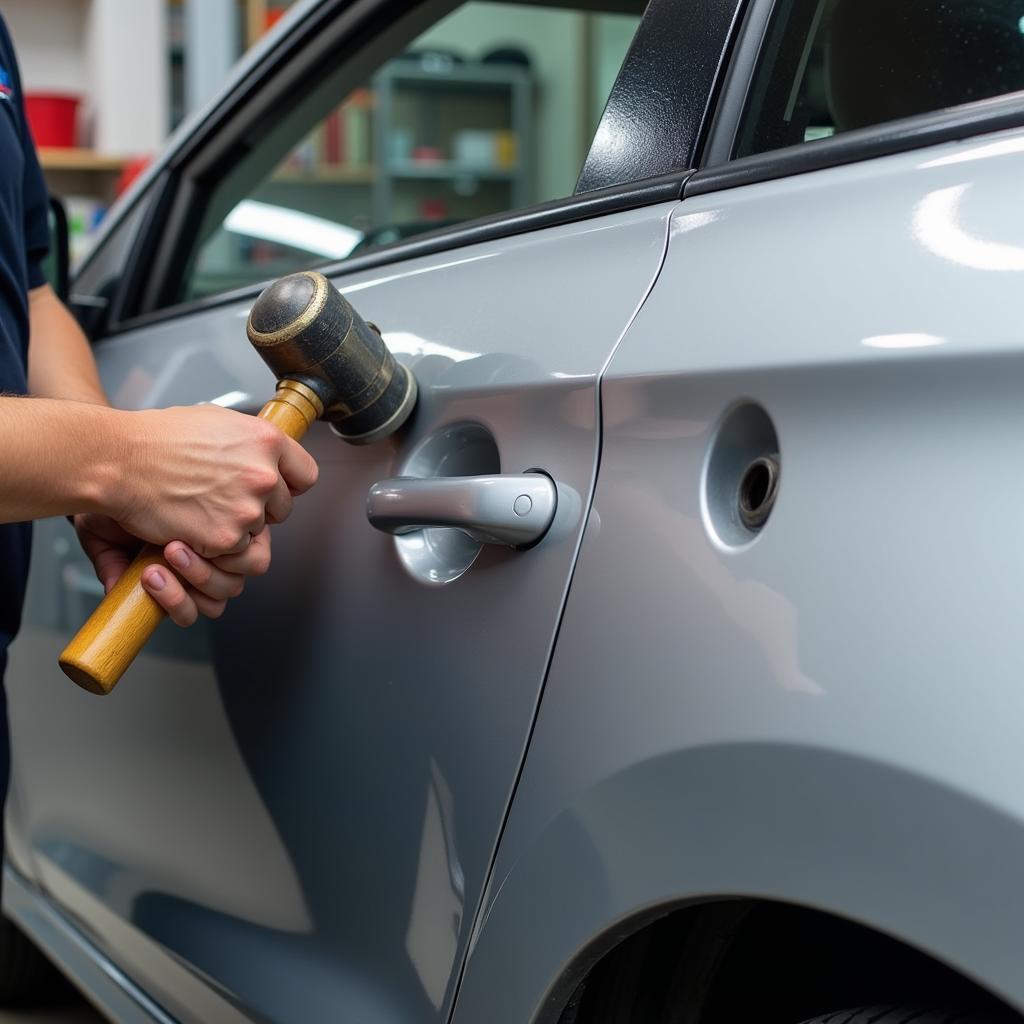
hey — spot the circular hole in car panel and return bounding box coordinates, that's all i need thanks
[395,423,501,585]
[702,401,781,549]
[738,455,780,530]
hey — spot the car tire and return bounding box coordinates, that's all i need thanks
[798,1008,1012,1024]
[0,917,57,1001]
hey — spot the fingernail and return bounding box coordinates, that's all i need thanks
[144,569,166,591]
[168,547,190,570]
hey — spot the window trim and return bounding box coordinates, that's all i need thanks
[699,0,774,167]
[575,0,746,191]
[103,170,691,338]
[105,170,178,328]
[688,88,1024,198]
[97,0,743,332]
[693,0,1024,195]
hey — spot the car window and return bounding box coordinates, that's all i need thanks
[734,0,1024,158]
[179,0,643,304]
[64,193,149,337]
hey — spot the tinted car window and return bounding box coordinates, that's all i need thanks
[735,0,1024,157]
[180,0,643,303]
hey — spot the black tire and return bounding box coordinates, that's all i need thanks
[798,1007,1013,1024]
[0,916,58,1002]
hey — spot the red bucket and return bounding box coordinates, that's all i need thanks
[24,93,79,148]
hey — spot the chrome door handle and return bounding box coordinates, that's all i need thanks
[367,474,557,547]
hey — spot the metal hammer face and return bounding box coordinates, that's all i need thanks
[246,271,418,444]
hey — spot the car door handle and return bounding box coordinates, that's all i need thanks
[366,474,557,547]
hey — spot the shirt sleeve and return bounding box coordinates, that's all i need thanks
[0,17,50,289]
[20,131,51,290]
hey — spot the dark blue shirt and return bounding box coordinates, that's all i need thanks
[0,15,51,659]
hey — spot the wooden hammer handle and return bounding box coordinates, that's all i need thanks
[58,380,322,695]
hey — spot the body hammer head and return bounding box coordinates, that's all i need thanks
[246,270,417,444]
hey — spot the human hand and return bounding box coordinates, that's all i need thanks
[107,405,318,559]
[73,513,273,627]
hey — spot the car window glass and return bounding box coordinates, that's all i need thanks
[180,0,643,304]
[735,0,1024,158]
[67,195,148,336]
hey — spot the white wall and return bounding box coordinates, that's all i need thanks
[85,0,168,153]
[3,0,168,154]
[2,0,89,93]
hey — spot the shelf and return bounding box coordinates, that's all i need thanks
[381,63,531,90]
[388,161,518,180]
[38,148,128,173]
[272,165,375,184]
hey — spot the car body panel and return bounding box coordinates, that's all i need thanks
[4,868,177,1024]
[453,128,1024,1021]
[6,203,674,1023]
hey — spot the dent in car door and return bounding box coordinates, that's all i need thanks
[6,203,673,1023]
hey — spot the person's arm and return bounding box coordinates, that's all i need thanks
[12,291,319,625]
[26,284,105,404]
[0,390,317,624]
[18,285,315,543]
[0,19,300,625]
[0,389,315,534]
[23,284,319,626]
[0,395,129,519]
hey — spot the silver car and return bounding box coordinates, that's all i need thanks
[6,0,1024,1022]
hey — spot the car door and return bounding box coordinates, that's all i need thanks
[450,1,1024,1020]
[4,0,740,1021]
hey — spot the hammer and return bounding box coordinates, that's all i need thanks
[58,270,417,695]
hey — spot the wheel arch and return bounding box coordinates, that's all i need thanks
[549,897,1016,1024]
[453,742,1024,1023]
